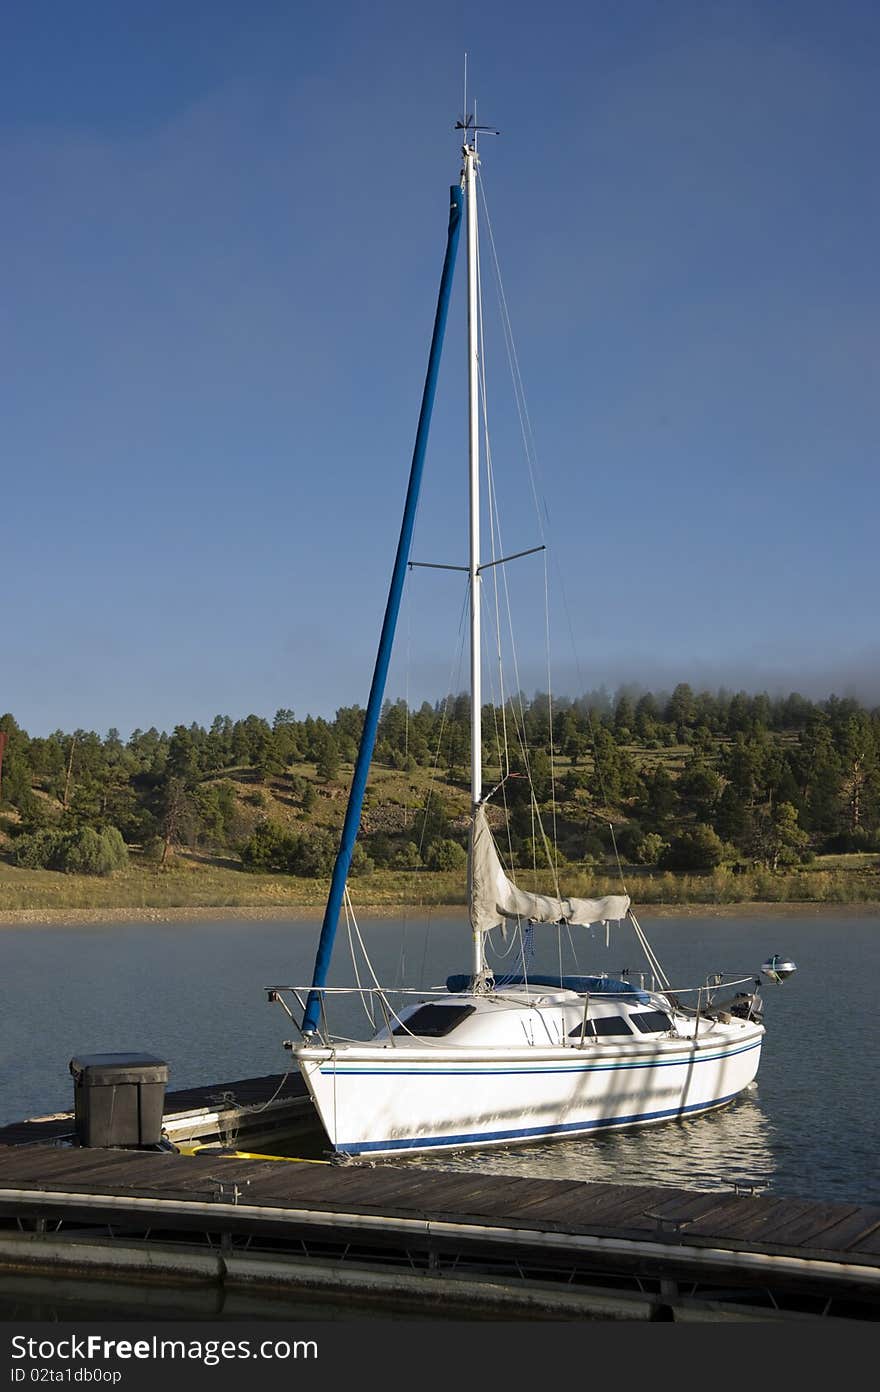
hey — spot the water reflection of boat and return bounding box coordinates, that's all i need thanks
[393,1086,777,1195]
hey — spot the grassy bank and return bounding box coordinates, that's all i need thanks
[0,859,464,914]
[1,853,878,919]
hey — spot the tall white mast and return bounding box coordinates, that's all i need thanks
[465,141,481,809]
[464,136,483,984]
[465,132,484,979]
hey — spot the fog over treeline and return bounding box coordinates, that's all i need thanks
[530,666,880,715]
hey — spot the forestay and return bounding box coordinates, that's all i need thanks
[468,804,630,934]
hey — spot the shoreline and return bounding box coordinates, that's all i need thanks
[0,900,877,927]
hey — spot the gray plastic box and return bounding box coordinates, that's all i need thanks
[69,1053,169,1148]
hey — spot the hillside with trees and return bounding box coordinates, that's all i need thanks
[1,682,879,909]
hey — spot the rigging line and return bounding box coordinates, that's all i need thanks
[481,171,595,901]
[632,910,670,989]
[530,795,537,892]
[481,171,618,913]
[481,167,625,908]
[564,920,582,974]
[610,819,630,897]
[484,506,509,782]
[342,886,448,1048]
[414,580,469,861]
[480,600,513,850]
[485,456,512,783]
[484,835,535,985]
[520,915,531,991]
[344,889,376,1029]
[629,909,671,991]
[475,171,536,806]
[530,782,564,905]
[543,549,558,852]
[417,587,467,991]
[396,582,413,985]
[491,545,565,915]
[492,670,517,885]
[476,229,515,799]
[411,578,468,989]
[478,169,547,540]
[494,520,531,767]
[486,483,562,906]
[481,412,543,823]
[484,919,521,960]
[477,171,570,942]
[477,584,535,942]
[244,1066,295,1116]
[404,583,410,775]
[474,194,522,920]
[551,542,629,898]
[462,53,467,144]
[485,655,506,793]
[475,188,508,788]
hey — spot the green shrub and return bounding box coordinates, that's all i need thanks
[13,828,65,869]
[659,824,724,872]
[426,838,467,871]
[350,843,375,876]
[239,822,337,877]
[634,832,667,865]
[394,841,423,869]
[239,821,300,873]
[58,825,128,875]
[14,825,128,876]
[292,829,337,877]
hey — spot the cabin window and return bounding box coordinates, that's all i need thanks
[392,1004,476,1037]
[630,1011,672,1034]
[568,1016,633,1038]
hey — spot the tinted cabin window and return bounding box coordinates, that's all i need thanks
[392,1004,476,1037]
[631,1011,672,1034]
[569,1016,633,1038]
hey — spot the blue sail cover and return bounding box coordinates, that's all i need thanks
[301,184,463,1035]
[445,973,650,1002]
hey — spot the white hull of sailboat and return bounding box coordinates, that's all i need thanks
[294,1027,763,1157]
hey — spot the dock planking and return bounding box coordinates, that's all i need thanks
[476,1179,590,1220]
[807,1208,880,1251]
[1,1142,878,1275]
[853,1225,880,1256]
[1,1143,879,1320]
[641,1191,732,1225]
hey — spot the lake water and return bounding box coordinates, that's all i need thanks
[1,911,877,1206]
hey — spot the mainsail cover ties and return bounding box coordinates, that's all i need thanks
[468,804,631,934]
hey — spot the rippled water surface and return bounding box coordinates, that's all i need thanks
[1,911,876,1205]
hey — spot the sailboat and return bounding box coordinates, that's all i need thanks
[268,124,788,1158]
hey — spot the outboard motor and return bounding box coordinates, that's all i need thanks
[761,954,797,984]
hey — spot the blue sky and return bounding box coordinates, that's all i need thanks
[3,1,878,737]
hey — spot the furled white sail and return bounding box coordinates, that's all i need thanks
[468,804,631,934]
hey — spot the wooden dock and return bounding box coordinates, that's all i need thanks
[0,1071,317,1154]
[1,1127,878,1320]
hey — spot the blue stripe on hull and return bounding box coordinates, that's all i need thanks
[336,1088,749,1156]
[320,1038,761,1079]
